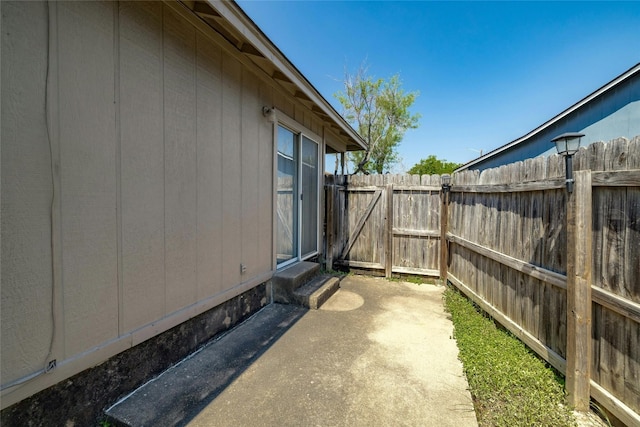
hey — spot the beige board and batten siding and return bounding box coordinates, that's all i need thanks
[1,1,55,390]
[0,0,339,408]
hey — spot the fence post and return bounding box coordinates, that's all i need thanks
[326,180,335,271]
[566,170,592,411]
[439,185,449,281]
[385,183,394,278]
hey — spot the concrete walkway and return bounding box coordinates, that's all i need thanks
[108,275,477,427]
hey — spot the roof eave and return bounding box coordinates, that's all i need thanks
[198,0,367,152]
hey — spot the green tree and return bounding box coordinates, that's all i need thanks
[335,65,420,174]
[408,155,461,175]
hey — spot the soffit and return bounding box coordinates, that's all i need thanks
[178,0,366,152]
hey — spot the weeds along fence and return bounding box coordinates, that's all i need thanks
[325,136,640,426]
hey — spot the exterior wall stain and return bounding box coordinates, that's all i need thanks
[0,283,267,427]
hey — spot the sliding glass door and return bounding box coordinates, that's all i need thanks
[276,126,298,266]
[276,125,319,267]
[301,135,318,256]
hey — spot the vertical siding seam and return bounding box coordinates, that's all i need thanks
[216,47,223,288]
[257,84,262,270]
[271,92,277,272]
[113,0,124,338]
[194,28,199,302]
[240,69,244,273]
[221,55,226,288]
[162,3,167,315]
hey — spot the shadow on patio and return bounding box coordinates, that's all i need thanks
[107,275,477,427]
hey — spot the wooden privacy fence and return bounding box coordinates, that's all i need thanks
[325,173,444,278]
[325,136,640,426]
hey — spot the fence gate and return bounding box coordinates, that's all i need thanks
[325,174,444,278]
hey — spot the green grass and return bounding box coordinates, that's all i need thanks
[320,267,350,277]
[386,274,436,285]
[443,287,577,427]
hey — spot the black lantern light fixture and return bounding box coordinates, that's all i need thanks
[551,132,584,193]
[441,174,452,194]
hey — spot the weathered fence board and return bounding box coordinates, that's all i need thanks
[326,173,443,277]
[446,136,640,425]
[566,170,593,409]
[325,136,640,426]
[339,189,382,260]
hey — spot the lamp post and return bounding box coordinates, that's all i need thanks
[552,131,592,410]
[440,174,452,281]
[551,132,584,193]
[441,174,452,194]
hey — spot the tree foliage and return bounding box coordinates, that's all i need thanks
[408,155,461,175]
[335,65,420,174]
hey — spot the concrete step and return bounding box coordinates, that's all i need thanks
[292,275,340,309]
[104,304,306,427]
[272,261,320,304]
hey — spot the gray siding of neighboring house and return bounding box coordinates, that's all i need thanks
[468,69,640,171]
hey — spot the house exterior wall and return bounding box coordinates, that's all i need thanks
[467,71,640,171]
[1,0,329,409]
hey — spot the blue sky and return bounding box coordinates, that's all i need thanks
[237,1,640,172]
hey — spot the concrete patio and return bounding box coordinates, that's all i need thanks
[107,275,477,427]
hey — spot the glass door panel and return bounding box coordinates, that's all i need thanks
[301,135,318,257]
[276,126,298,266]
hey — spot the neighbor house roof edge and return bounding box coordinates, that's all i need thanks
[456,62,640,172]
